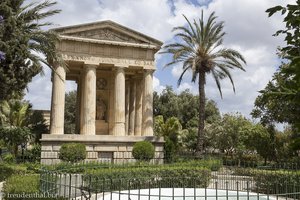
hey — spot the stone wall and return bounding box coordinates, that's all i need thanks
[40,134,164,165]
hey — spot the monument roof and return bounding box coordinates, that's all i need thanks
[51,20,163,50]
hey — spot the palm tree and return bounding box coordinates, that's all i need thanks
[0,99,31,156]
[0,0,62,100]
[0,99,30,127]
[161,11,246,155]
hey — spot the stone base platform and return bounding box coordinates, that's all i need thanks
[40,134,164,165]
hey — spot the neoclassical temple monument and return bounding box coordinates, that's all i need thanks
[40,20,164,164]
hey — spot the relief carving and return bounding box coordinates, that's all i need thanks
[96,96,107,121]
[66,28,142,43]
[97,78,107,90]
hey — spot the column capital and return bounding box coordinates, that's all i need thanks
[84,64,97,71]
[144,69,155,74]
[114,64,128,70]
[132,75,143,80]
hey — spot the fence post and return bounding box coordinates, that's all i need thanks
[68,173,72,198]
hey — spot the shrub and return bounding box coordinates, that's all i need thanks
[3,174,66,200]
[3,174,39,200]
[16,145,41,163]
[3,153,15,163]
[0,164,27,181]
[25,162,42,174]
[132,141,155,162]
[0,165,14,182]
[25,143,41,162]
[223,154,260,167]
[164,138,177,163]
[59,143,86,163]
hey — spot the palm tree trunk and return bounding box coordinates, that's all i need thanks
[196,71,206,156]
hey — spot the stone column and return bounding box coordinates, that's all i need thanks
[80,65,96,135]
[108,76,115,135]
[125,80,130,135]
[50,64,66,135]
[142,69,154,136]
[134,78,143,136]
[113,66,126,136]
[75,79,81,134]
[80,72,85,134]
[129,80,136,136]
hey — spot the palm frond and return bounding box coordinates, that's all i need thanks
[212,70,223,98]
[217,65,236,92]
[177,66,190,86]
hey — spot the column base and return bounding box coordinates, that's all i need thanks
[113,122,126,136]
[143,129,154,136]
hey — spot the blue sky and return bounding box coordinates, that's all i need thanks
[24,0,294,126]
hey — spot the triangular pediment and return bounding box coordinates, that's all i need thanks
[65,28,144,43]
[52,20,163,47]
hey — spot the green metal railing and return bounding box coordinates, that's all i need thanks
[40,162,300,200]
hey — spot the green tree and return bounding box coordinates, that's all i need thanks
[0,98,47,156]
[252,63,299,127]
[154,115,183,162]
[0,126,31,157]
[0,0,62,100]
[64,91,77,134]
[176,90,199,128]
[205,100,221,124]
[274,127,294,161]
[264,2,300,132]
[28,110,49,143]
[153,87,221,129]
[161,12,246,154]
[243,123,274,164]
[153,86,180,121]
[0,98,30,157]
[212,114,250,156]
[181,127,198,152]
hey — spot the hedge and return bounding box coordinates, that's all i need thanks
[83,166,211,193]
[170,159,222,171]
[253,170,300,197]
[47,159,222,174]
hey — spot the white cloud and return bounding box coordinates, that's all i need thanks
[153,76,166,94]
[171,64,183,78]
[66,81,77,93]
[177,82,198,94]
[24,67,52,110]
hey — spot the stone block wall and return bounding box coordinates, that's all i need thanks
[40,134,164,165]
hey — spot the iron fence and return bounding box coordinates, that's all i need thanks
[40,162,300,200]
